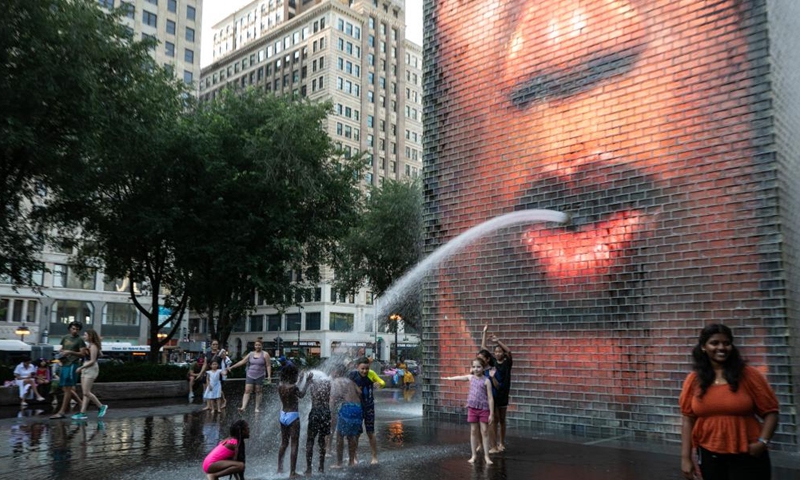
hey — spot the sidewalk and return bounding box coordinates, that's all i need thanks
[1,387,799,480]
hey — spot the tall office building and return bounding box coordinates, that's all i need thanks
[99,0,203,92]
[0,0,204,347]
[197,0,423,360]
[403,39,422,179]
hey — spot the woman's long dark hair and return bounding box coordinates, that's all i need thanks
[230,420,248,480]
[691,323,746,397]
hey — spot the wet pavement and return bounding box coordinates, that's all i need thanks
[2,385,800,480]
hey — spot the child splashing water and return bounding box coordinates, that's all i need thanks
[203,419,249,480]
[306,371,331,475]
[441,356,494,465]
[277,363,313,478]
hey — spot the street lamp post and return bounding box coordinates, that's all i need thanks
[389,314,402,363]
[157,332,168,363]
[15,324,30,343]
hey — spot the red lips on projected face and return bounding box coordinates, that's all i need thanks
[523,210,647,286]
[512,155,659,288]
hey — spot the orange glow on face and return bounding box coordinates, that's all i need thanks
[524,210,646,283]
[430,0,766,412]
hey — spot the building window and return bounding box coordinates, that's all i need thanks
[165,41,175,57]
[183,70,193,84]
[185,27,195,42]
[166,19,175,35]
[306,312,321,331]
[145,0,157,4]
[232,317,246,332]
[167,0,176,12]
[330,312,354,332]
[142,10,157,27]
[65,267,95,290]
[121,2,134,18]
[53,264,67,288]
[53,301,93,327]
[31,267,44,286]
[249,315,264,332]
[185,48,194,64]
[141,32,156,49]
[98,0,115,8]
[287,313,301,331]
[267,314,282,331]
[186,5,196,21]
[103,303,139,326]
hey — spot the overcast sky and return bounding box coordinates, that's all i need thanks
[201,0,423,67]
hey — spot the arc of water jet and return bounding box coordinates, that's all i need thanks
[376,209,568,318]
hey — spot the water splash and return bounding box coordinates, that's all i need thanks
[376,209,568,318]
[298,368,331,390]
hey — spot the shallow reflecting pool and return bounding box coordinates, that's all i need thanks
[2,385,799,480]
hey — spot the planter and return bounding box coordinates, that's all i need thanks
[89,380,188,401]
[0,379,190,406]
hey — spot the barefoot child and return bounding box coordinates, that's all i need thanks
[441,356,494,465]
[306,372,331,474]
[202,419,248,480]
[203,360,223,413]
[330,363,362,468]
[482,324,513,452]
[277,363,312,478]
[347,356,384,464]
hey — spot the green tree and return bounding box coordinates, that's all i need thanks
[180,89,364,346]
[0,0,159,285]
[54,108,194,362]
[333,178,423,330]
[33,1,192,362]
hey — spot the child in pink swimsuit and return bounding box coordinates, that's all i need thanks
[202,420,249,480]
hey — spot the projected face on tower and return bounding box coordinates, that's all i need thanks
[429,0,763,380]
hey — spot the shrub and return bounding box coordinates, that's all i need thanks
[0,365,13,383]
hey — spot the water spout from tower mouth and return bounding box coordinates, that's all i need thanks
[376,208,570,319]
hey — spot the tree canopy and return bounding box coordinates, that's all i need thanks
[332,178,423,329]
[0,0,165,285]
[2,0,371,358]
[180,89,364,346]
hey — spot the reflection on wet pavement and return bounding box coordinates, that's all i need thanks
[1,386,798,480]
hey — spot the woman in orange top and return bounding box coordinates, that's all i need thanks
[679,324,779,480]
